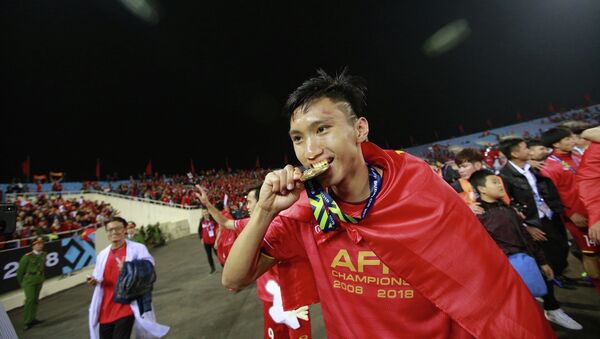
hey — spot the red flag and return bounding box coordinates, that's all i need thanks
[255,156,261,169]
[95,158,101,179]
[190,158,196,175]
[145,160,152,176]
[458,124,465,134]
[283,154,289,165]
[21,156,30,179]
[516,111,523,121]
[486,119,493,129]
[225,157,231,172]
[548,102,555,113]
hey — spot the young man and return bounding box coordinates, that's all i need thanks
[470,170,582,330]
[540,127,599,291]
[576,126,600,280]
[223,69,555,338]
[199,209,218,274]
[498,138,571,284]
[88,217,169,339]
[198,186,312,339]
[453,148,509,214]
[16,237,46,330]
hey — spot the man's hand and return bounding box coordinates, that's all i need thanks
[86,275,98,287]
[526,227,548,241]
[258,165,304,215]
[570,213,588,228]
[528,160,546,171]
[540,264,554,281]
[194,185,210,205]
[468,202,484,215]
[589,221,600,244]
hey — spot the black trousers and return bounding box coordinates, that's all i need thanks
[99,315,134,339]
[538,216,570,275]
[204,243,217,270]
[542,279,560,311]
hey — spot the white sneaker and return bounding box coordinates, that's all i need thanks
[544,309,583,330]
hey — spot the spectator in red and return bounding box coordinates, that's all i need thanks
[541,127,599,292]
[199,209,217,274]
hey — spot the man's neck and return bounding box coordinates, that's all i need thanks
[480,195,498,204]
[510,159,527,169]
[330,162,372,203]
[32,250,40,255]
[111,240,125,250]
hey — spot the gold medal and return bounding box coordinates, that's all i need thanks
[300,160,330,181]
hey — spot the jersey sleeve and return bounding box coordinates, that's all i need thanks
[262,215,305,262]
[577,142,600,225]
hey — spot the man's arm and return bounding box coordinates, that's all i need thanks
[16,255,28,285]
[581,126,600,142]
[222,165,304,290]
[195,186,234,229]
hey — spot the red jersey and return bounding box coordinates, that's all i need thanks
[216,210,235,265]
[541,151,587,218]
[200,220,217,245]
[99,244,133,324]
[577,142,600,226]
[264,142,554,339]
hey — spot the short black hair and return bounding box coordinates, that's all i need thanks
[246,184,261,201]
[284,68,367,120]
[469,169,495,193]
[454,148,483,165]
[107,216,127,228]
[499,137,525,160]
[526,138,544,147]
[541,127,572,147]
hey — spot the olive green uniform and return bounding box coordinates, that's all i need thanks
[16,251,46,325]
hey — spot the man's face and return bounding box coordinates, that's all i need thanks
[480,175,505,199]
[33,242,44,252]
[552,135,576,153]
[458,161,482,179]
[106,221,126,243]
[529,145,549,161]
[126,224,136,236]
[511,142,531,162]
[289,97,368,187]
[246,190,258,216]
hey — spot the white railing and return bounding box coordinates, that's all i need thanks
[5,190,202,210]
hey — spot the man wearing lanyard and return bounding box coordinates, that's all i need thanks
[499,138,582,329]
[576,126,600,293]
[540,127,599,293]
[223,69,555,338]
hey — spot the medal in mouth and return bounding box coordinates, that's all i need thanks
[300,160,330,182]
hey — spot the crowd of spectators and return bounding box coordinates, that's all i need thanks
[0,194,115,248]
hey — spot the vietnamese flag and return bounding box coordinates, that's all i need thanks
[95,158,101,179]
[21,156,30,179]
[145,160,152,176]
[190,158,196,175]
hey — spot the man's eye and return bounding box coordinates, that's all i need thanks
[317,126,329,134]
[291,136,302,143]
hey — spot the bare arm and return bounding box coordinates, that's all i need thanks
[581,126,600,142]
[222,165,304,290]
[195,185,235,229]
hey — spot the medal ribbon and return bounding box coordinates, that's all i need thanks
[305,164,382,232]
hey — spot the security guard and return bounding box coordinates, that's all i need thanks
[16,237,46,330]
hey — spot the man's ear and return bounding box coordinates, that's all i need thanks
[355,117,369,143]
[474,162,483,170]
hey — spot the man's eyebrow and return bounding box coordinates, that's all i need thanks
[288,118,334,135]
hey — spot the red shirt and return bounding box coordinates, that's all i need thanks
[577,142,600,225]
[99,244,133,324]
[263,142,554,339]
[541,151,587,218]
[216,210,235,265]
[200,220,217,245]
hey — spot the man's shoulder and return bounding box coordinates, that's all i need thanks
[126,239,149,251]
[278,192,314,223]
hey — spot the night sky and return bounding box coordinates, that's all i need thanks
[2,0,599,181]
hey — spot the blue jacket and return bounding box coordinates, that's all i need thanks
[113,259,156,314]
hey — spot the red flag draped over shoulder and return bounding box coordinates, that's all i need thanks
[279,142,555,339]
